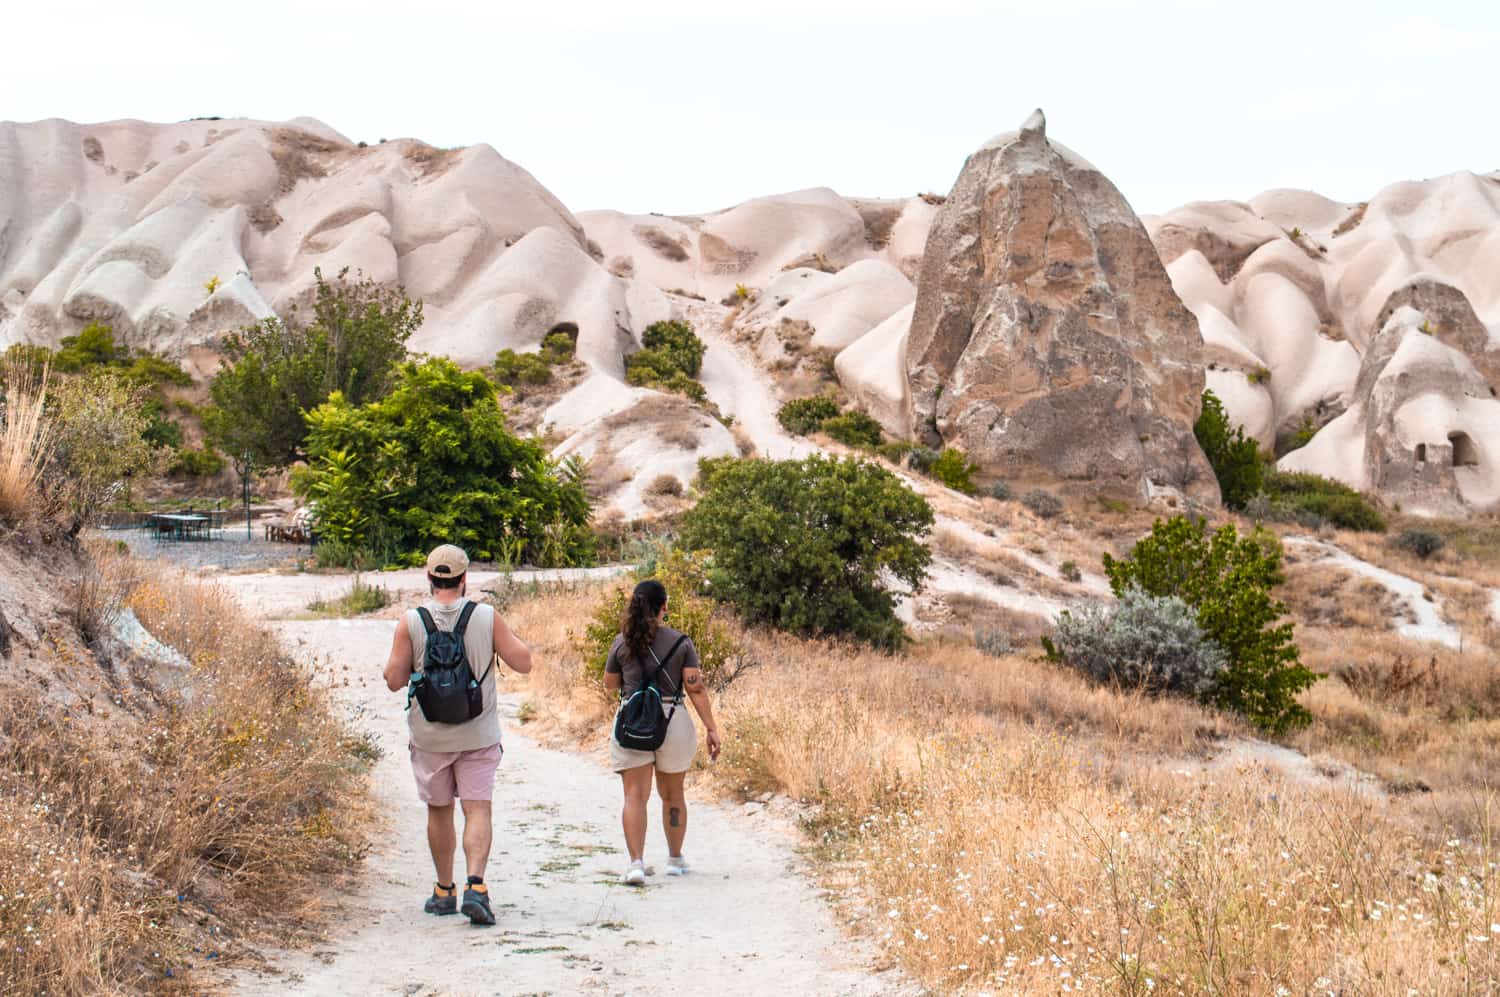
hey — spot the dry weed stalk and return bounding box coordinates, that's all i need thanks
[0,363,52,521]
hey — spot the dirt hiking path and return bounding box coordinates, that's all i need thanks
[221,576,902,997]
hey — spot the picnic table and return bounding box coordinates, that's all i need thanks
[146,511,224,542]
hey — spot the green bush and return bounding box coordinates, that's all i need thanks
[1022,489,1064,519]
[207,268,420,469]
[929,448,979,495]
[1394,529,1445,560]
[1047,587,1228,698]
[541,328,577,363]
[141,397,185,450]
[907,447,941,474]
[1194,389,1264,509]
[48,371,160,533]
[876,440,919,465]
[1059,560,1081,582]
[625,320,707,401]
[293,357,593,567]
[1262,471,1386,533]
[575,549,740,689]
[681,455,933,648]
[493,349,553,387]
[988,481,1014,501]
[777,395,841,436]
[1101,516,1318,734]
[170,446,226,478]
[821,410,885,450]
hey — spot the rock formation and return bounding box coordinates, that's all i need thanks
[1281,303,1500,515]
[1147,171,1500,450]
[903,110,1217,505]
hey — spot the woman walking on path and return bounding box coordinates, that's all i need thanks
[604,579,721,885]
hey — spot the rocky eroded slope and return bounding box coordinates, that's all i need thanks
[3,112,1498,514]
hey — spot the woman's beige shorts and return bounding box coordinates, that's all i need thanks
[610,703,697,773]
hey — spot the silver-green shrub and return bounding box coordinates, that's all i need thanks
[1048,587,1227,697]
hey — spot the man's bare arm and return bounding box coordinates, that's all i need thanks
[383,622,414,692]
[492,611,533,674]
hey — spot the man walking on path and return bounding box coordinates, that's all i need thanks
[383,544,534,925]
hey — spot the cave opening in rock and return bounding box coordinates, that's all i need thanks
[1449,432,1480,467]
[1416,443,1427,463]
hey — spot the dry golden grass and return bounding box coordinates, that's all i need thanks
[505,580,1500,994]
[0,363,52,521]
[0,553,371,994]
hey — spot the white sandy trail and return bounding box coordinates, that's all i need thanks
[219,576,902,997]
[1287,537,1461,648]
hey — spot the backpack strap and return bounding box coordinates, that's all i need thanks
[415,607,438,635]
[451,601,480,639]
[648,634,691,705]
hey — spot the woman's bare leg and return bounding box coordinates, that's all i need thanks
[620,764,654,862]
[654,769,688,858]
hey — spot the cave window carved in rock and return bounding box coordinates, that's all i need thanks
[1415,443,1427,463]
[1449,432,1480,468]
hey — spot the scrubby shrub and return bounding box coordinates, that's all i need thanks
[1048,588,1228,697]
[625,320,707,402]
[1194,389,1264,509]
[1262,471,1386,533]
[777,395,841,436]
[907,447,941,474]
[929,448,979,495]
[681,455,933,648]
[821,410,885,450]
[1021,489,1064,519]
[1394,529,1445,560]
[1059,560,1081,582]
[1101,515,1317,734]
[170,446,225,478]
[576,548,740,689]
[307,576,389,616]
[493,349,553,387]
[988,481,1014,501]
[541,326,577,363]
[973,627,1015,657]
[876,440,919,465]
[0,366,52,522]
[294,357,593,567]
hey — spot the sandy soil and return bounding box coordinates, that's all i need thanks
[218,574,906,997]
[1287,537,1461,648]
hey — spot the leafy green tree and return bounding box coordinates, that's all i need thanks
[207,268,420,468]
[1194,389,1264,509]
[52,323,125,371]
[681,455,933,648]
[293,357,592,567]
[625,320,707,401]
[48,371,160,533]
[1102,515,1318,734]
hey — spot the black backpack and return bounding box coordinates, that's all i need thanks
[407,602,490,725]
[613,635,689,751]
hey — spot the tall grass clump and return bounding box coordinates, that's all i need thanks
[0,364,52,521]
[0,567,372,991]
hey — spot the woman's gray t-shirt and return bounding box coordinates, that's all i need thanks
[604,626,700,699]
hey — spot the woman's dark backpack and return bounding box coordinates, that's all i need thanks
[613,634,690,751]
[406,602,490,725]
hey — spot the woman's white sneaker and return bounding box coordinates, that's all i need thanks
[623,861,647,886]
[666,856,689,877]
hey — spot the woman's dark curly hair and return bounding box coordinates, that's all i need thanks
[622,579,668,664]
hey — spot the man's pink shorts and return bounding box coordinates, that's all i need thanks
[408,742,502,806]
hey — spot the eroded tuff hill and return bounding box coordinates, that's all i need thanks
[3,115,1497,513]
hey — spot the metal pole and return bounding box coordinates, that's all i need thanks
[243,452,252,541]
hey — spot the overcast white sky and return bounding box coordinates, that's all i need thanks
[4,0,1496,216]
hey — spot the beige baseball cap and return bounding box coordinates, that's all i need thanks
[425,544,470,578]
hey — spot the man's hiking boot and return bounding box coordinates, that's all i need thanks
[461,882,495,926]
[424,883,458,916]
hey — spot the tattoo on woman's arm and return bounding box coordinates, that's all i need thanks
[684,672,704,691]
